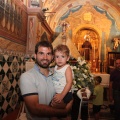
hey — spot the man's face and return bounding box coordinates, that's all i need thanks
[34,46,53,68]
[115,59,120,69]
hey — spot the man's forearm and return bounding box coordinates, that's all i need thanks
[29,103,67,118]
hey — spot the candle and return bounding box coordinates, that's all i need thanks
[104,43,106,60]
[99,42,101,60]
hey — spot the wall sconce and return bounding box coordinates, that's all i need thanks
[42,8,49,12]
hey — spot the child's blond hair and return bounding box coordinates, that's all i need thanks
[54,44,70,56]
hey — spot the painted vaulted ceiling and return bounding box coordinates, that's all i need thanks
[42,0,120,32]
[41,0,120,58]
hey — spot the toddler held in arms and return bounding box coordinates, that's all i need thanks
[50,44,73,119]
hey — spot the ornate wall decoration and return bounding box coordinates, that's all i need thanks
[83,12,92,22]
[0,0,27,45]
[64,2,112,38]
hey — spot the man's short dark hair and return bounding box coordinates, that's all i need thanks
[35,41,53,54]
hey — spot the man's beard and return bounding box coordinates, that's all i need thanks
[36,59,51,68]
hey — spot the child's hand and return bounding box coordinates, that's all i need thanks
[50,99,66,109]
[53,93,63,103]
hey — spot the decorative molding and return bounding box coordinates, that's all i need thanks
[0,37,26,53]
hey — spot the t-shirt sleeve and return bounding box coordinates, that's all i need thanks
[20,72,38,96]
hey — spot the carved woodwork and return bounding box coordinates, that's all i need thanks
[0,0,27,46]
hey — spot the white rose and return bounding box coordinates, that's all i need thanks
[73,66,77,69]
[84,69,87,73]
[73,80,76,85]
[83,74,87,78]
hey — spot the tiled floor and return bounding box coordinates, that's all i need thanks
[88,101,115,120]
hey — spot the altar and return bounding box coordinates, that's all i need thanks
[92,73,110,88]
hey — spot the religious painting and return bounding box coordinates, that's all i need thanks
[82,38,92,60]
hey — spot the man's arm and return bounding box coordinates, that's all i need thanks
[23,95,73,117]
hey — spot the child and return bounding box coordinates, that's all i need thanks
[51,44,73,107]
[92,76,104,120]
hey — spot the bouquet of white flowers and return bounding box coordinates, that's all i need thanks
[70,57,94,93]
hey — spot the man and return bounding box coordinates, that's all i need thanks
[109,58,120,120]
[20,41,73,120]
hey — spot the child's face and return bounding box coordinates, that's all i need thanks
[54,51,69,68]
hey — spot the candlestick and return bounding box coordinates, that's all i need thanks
[99,42,101,60]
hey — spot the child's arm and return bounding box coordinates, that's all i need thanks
[61,66,73,98]
[53,66,73,103]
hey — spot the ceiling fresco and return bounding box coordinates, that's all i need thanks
[42,0,120,31]
[41,0,120,61]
